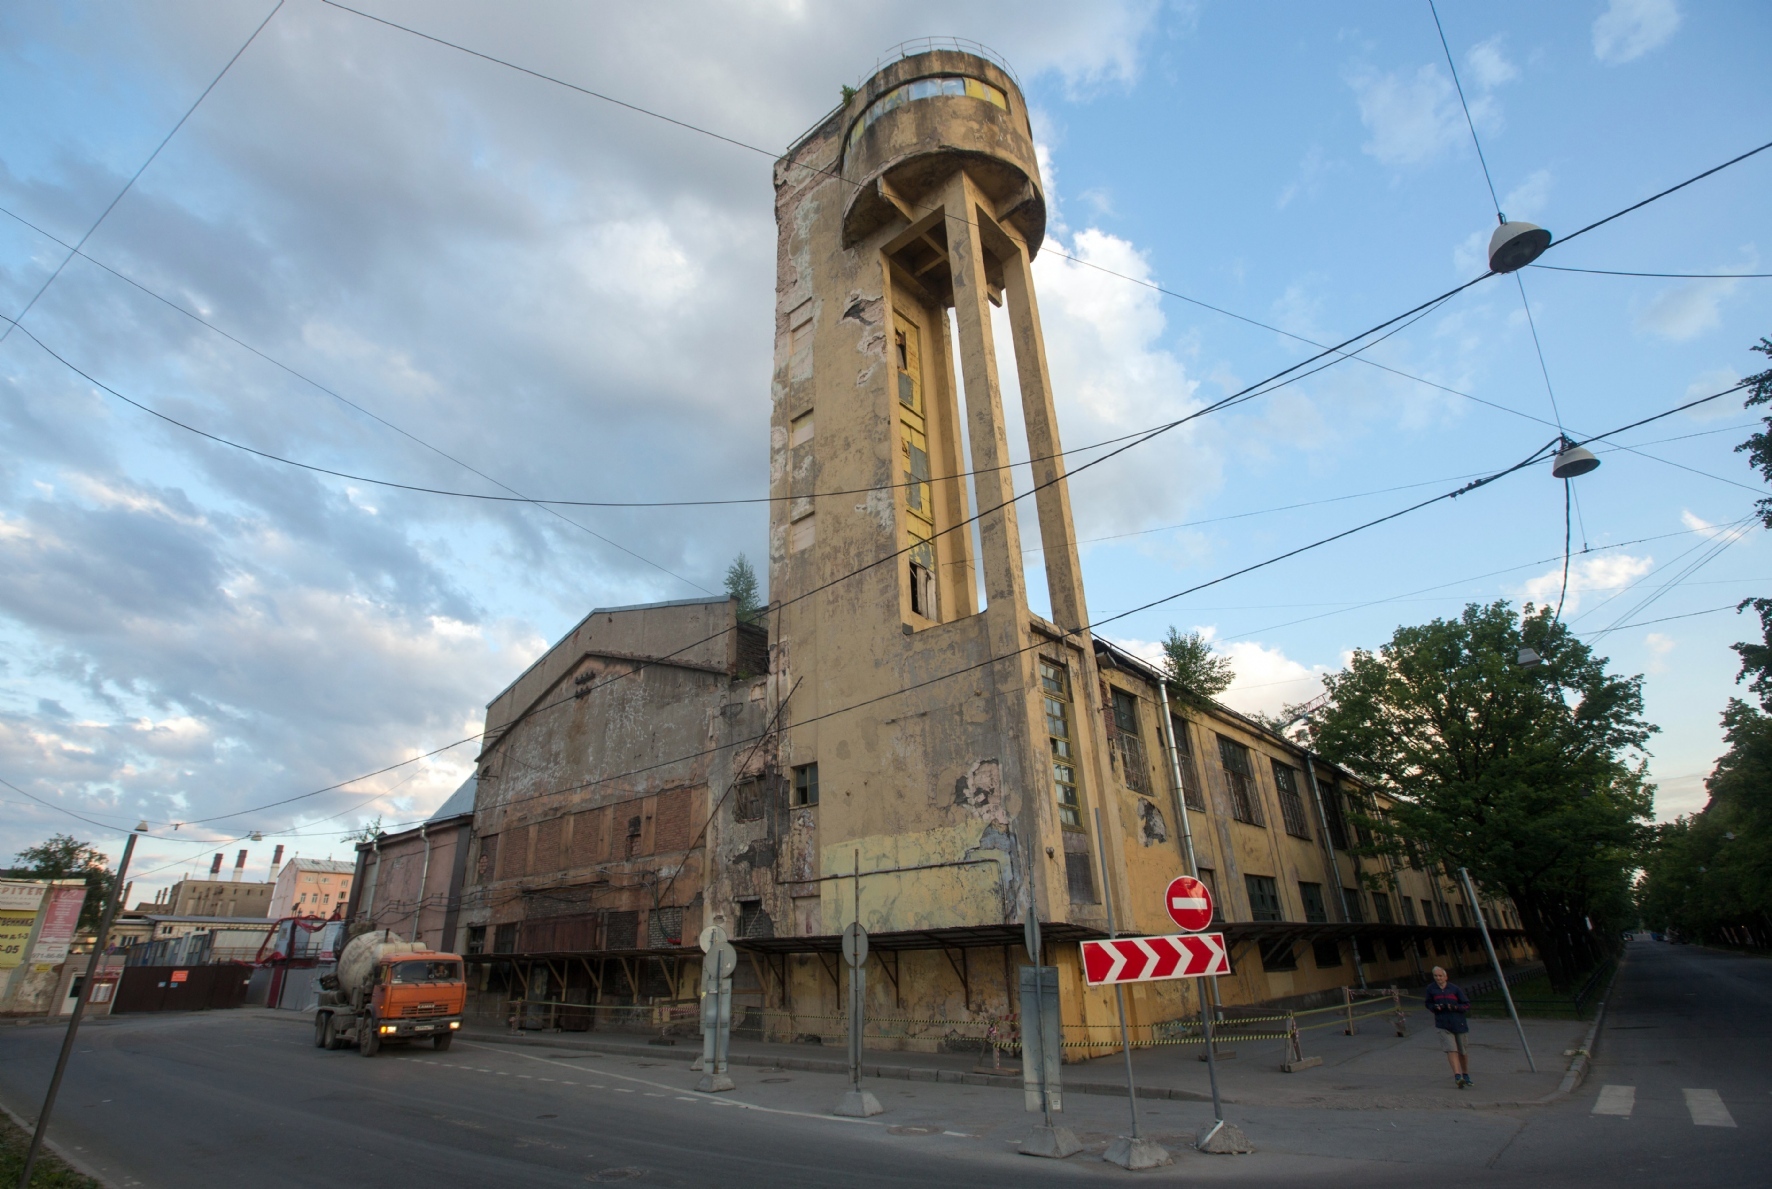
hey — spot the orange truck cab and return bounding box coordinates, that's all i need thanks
[368,952,466,1045]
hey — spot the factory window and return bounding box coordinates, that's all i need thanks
[790,408,814,445]
[1259,940,1298,971]
[1217,736,1264,827]
[1343,889,1365,923]
[1373,891,1394,924]
[464,926,486,955]
[492,923,517,954]
[1271,761,1312,839]
[846,75,1009,155]
[1298,881,1328,924]
[1110,688,1151,797]
[1041,659,1082,828]
[908,536,937,620]
[1245,875,1283,923]
[1313,939,1343,969]
[1195,867,1223,923]
[1320,779,1350,850]
[737,899,774,940]
[648,906,685,948]
[1064,851,1097,905]
[1400,896,1417,926]
[1169,714,1205,811]
[792,763,819,807]
[733,775,767,823]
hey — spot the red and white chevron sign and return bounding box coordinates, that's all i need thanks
[1081,932,1230,985]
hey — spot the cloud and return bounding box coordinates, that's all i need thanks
[1516,553,1653,615]
[0,2,1165,894]
[1593,0,1682,65]
[1020,227,1213,540]
[1681,509,1725,539]
[1635,276,1743,341]
[1644,631,1674,673]
[1501,169,1553,221]
[1464,36,1519,89]
[1683,368,1745,421]
[1348,65,1472,167]
[1217,640,1332,719]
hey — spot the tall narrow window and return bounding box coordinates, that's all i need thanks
[1400,895,1417,926]
[792,763,819,807]
[1195,867,1223,923]
[1271,761,1312,839]
[1217,736,1264,827]
[1298,881,1328,924]
[895,312,938,623]
[1170,714,1205,811]
[1110,688,1151,796]
[1041,659,1081,828]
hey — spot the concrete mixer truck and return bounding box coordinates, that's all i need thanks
[313,928,466,1056]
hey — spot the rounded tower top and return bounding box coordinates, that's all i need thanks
[838,46,1046,256]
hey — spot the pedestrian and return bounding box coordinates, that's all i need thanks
[1424,966,1472,1088]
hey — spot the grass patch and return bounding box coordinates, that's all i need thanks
[1467,970,1598,1020]
[0,1109,104,1189]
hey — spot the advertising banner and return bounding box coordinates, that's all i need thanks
[29,884,88,968]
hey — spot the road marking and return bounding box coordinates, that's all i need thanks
[1592,1085,1635,1117]
[1683,1089,1736,1128]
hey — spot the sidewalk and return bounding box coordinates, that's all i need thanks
[458,1007,1588,1112]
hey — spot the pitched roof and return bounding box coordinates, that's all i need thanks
[281,858,354,875]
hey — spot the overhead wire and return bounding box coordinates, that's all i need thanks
[0,1,285,349]
[1531,264,1772,279]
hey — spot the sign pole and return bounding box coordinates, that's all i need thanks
[1017,834,1080,1159]
[833,851,881,1117]
[1458,867,1535,1073]
[1094,808,1169,1170]
[18,823,143,1189]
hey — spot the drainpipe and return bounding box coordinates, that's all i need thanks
[362,839,381,926]
[1300,751,1366,989]
[1158,680,1222,1019]
[1156,681,1201,879]
[411,823,433,945]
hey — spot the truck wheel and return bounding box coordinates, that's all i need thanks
[359,1021,381,1057]
[314,1013,329,1048]
[323,1015,346,1050]
[432,1033,453,1051]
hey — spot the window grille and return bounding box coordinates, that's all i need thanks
[1271,761,1312,839]
[1041,660,1082,827]
[1217,736,1264,826]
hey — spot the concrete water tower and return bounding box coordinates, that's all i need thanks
[765,43,1122,944]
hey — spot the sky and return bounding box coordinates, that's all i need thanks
[1,0,1766,898]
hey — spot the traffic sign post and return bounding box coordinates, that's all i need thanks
[833,851,883,1118]
[695,925,736,1093]
[1093,809,1171,1171]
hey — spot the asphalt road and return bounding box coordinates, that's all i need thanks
[0,940,1763,1188]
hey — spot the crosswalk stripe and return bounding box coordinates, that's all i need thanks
[1683,1088,1736,1128]
[1592,1085,1635,1117]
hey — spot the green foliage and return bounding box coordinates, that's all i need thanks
[341,817,383,845]
[724,553,763,623]
[6,833,113,933]
[1309,601,1654,988]
[841,85,857,105]
[1160,627,1234,705]
[1638,596,1772,946]
[1732,336,1772,528]
[1,1110,104,1189]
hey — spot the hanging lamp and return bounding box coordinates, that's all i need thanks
[1551,441,1600,479]
[1488,219,1551,273]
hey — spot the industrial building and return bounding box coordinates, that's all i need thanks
[429,45,1531,1048]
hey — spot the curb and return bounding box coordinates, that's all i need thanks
[0,1098,116,1189]
[1537,958,1623,1104]
[461,1030,1218,1103]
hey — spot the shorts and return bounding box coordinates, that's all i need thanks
[1437,1029,1468,1055]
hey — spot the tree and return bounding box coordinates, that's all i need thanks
[1732,335,1772,528]
[1160,627,1234,706]
[342,817,383,845]
[1308,601,1654,989]
[724,553,763,624]
[7,834,115,932]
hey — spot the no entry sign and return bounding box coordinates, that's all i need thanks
[1081,933,1230,986]
[1165,875,1214,932]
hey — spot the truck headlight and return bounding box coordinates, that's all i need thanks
[380,1025,396,1034]
[449,1021,460,1029]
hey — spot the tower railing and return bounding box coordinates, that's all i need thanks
[860,38,1021,87]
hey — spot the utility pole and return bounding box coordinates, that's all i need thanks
[19,822,147,1189]
[1459,867,1535,1072]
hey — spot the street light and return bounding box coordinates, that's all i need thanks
[1488,220,1552,273]
[1551,441,1600,479]
[1516,647,1544,668]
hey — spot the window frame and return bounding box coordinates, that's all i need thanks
[1217,735,1265,827]
[1244,873,1283,923]
[1041,658,1083,828]
[1270,760,1313,840]
[792,762,820,807]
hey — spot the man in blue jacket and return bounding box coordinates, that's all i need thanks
[1425,966,1472,1088]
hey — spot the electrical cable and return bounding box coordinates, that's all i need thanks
[1567,513,1758,626]
[1530,265,1772,279]
[1570,604,1740,635]
[0,1,285,349]
[164,378,1756,832]
[1586,521,1757,640]
[1554,478,1573,622]
[0,774,133,833]
[1429,0,1503,222]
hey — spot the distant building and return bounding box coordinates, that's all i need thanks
[268,858,354,920]
[141,876,273,919]
[344,776,476,951]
